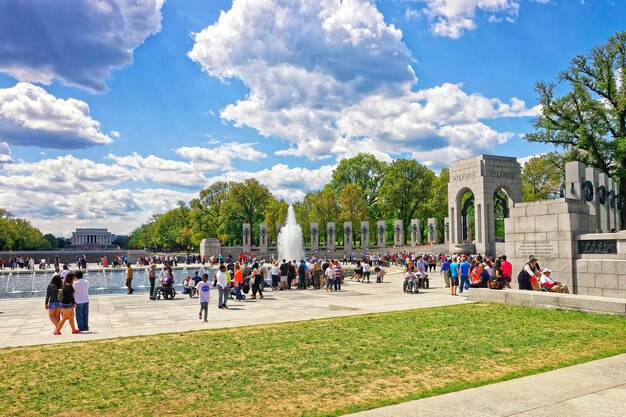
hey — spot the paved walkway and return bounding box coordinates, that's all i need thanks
[344,353,626,417]
[0,269,467,348]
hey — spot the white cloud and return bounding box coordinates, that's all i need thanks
[207,163,336,202]
[189,0,536,167]
[422,0,520,39]
[0,0,164,92]
[0,83,113,149]
[517,153,544,167]
[110,131,121,138]
[108,152,208,188]
[0,142,11,163]
[175,142,267,170]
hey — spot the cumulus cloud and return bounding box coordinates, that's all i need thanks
[0,83,113,149]
[0,0,164,92]
[0,142,12,163]
[189,0,536,167]
[108,153,208,188]
[175,142,267,170]
[419,0,520,39]
[207,163,336,202]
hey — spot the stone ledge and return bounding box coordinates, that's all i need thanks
[468,288,626,315]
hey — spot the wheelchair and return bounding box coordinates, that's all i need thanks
[155,284,177,300]
[403,279,419,294]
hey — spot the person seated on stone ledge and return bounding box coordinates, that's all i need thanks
[540,269,569,293]
[469,263,489,288]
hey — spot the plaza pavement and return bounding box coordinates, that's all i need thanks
[0,268,467,348]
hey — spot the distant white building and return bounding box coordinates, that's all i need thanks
[71,228,113,246]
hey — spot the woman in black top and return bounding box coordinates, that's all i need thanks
[45,275,63,330]
[54,273,80,335]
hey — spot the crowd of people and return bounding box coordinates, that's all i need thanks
[41,249,571,336]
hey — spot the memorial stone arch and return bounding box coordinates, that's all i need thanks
[448,155,522,256]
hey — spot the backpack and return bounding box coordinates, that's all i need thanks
[489,279,504,290]
[517,265,531,283]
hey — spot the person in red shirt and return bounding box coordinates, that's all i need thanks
[500,255,513,289]
[233,263,244,301]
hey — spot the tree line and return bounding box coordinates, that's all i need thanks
[127,154,450,251]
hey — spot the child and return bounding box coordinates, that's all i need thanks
[196,273,211,322]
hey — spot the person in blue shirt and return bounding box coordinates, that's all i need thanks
[440,257,451,288]
[449,256,459,296]
[459,257,471,293]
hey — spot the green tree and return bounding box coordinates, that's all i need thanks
[264,198,289,245]
[329,153,387,218]
[526,32,626,223]
[338,184,369,245]
[189,182,232,245]
[43,233,58,249]
[379,159,436,238]
[220,179,272,244]
[307,188,339,245]
[521,153,566,202]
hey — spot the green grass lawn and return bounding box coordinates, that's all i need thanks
[1,304,625,417]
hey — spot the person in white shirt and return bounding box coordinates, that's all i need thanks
[196,273,211,322]
[363,262,371,283]
[216,265,228,309]
[73,271,90,332]
[540,269,569,293]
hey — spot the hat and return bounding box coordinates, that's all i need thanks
[543,268,551,273]
[529,256,537,262]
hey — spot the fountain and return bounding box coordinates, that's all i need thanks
[278,205,304,262]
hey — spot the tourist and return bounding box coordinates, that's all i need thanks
[288,261,296,289]
[500,255,513,288]
[449,256,459,296]
[271,262,280,291]
[333,260,343,291]
[196,273,211,322]
[233,263,244,301]
[353,261,363,282]
[250,262,264,299]
[440,257,450,287]
[362,261,371,283]
[519,256,540,290]
[297,259,308,290]
[73,271,90,332]
[374,265,386,283]
[428,255,437,272]
[148,263,157,300]
[459,257,471,294]
[313,260,322,289]
[540,269,569,293]
[183,274,193,297]
[325,261,335,292]
[279,259,289,291]
[216,264,229,308]
[126,264,134,294]
[469,263,489,288]
[44,274,63,330]
[54,273,80,335]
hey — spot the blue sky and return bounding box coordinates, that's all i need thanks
[0,0,623,235]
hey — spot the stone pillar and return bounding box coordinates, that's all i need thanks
[393,220,404,246]
[565,161,586,200]
[310,223,319,252]
[585,166,601,233]
[259,223,268,254]
[428,218,437,243]
[598,173,610,233]
[327,222,336,251]
[410,219,420,246]
[242,223,251,253]
[343,222,353,251]
[608,178,617,232]
[444,217,450,243]
[377,221,386,248]
[360,221,369,250]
